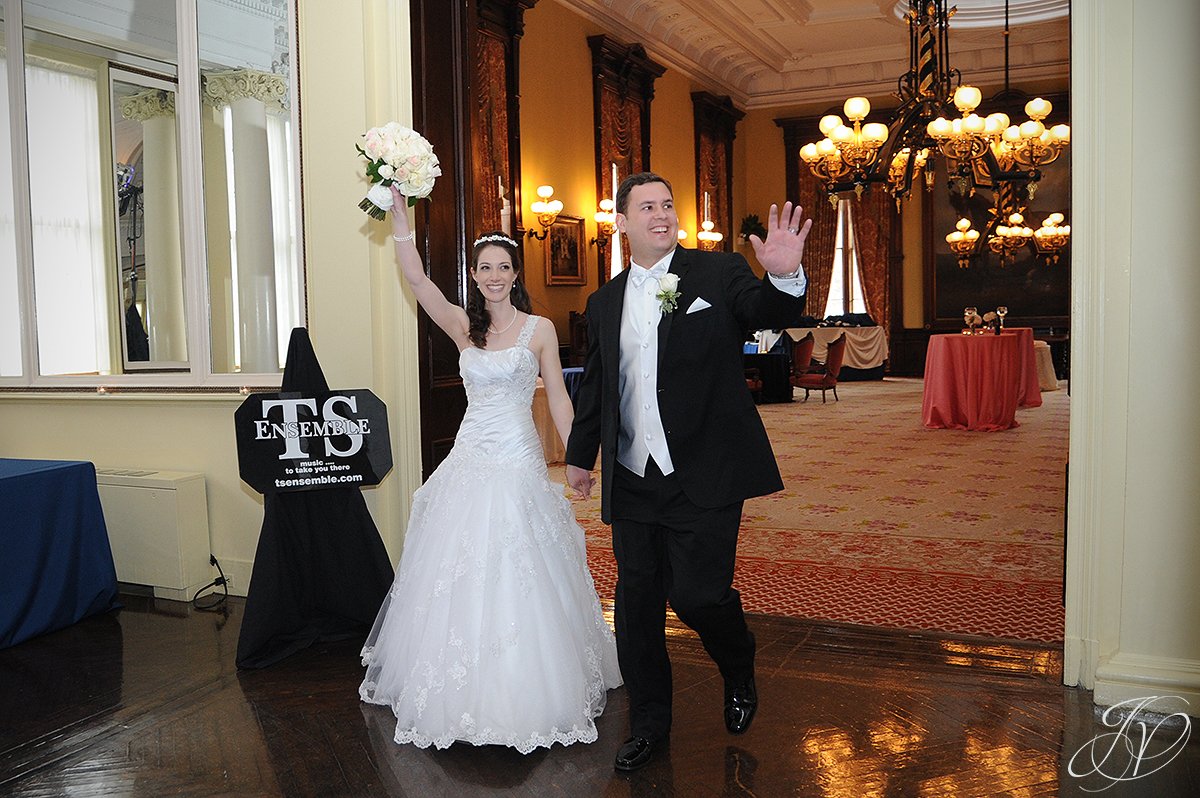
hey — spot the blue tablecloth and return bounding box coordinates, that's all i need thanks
[0,459,119,648]
[562,366,584,406]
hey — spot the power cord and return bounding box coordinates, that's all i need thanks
[192,554,229,611]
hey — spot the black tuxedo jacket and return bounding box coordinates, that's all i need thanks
[565,245,807,523]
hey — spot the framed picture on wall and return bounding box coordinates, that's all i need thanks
[544,215,587,286]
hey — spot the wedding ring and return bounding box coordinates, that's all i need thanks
[787,227,798,234]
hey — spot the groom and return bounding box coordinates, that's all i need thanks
[566,172,811,771]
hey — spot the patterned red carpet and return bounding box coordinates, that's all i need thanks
[555,377,1069,643]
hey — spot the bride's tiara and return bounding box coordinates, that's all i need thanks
[473,233,518,248]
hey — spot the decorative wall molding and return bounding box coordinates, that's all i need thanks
[202,68,288,110]
[121,88,177,121]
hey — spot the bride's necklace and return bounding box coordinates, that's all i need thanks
[488,307,518,335]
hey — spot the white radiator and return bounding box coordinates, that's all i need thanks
[95,468,212,602]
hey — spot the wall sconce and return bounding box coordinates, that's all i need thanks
[592,198,616,237]
[696,191,724,251]
[945,218,981,268]
[677,229,689,242]
[527,184,563,240]
[591,198,616,263]
[696,220,724,251]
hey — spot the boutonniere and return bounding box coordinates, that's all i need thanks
[656,273,681,314]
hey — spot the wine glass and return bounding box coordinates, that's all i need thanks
[996,306,1008,329]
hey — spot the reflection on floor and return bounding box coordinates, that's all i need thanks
[2,594,1196,796]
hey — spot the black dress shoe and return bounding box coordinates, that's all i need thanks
[614,735,661,771]
[724,676,758,734]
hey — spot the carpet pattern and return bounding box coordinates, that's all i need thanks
[556,377,1068,643]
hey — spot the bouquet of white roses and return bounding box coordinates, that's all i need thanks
[356,122,441,220]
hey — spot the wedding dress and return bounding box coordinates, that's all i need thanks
[360,315,621,753]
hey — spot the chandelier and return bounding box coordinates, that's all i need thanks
[800,1,1069,214]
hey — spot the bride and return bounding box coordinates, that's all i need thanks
[359,186,622,753]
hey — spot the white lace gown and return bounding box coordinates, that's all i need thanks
[360,315,622,753]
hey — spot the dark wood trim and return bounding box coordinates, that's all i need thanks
[776,119,805,207]
[692,92,744,252]
[476,0,537,240]
[409,0,470,480]
[588,34,665,284]
[406,0,539,478]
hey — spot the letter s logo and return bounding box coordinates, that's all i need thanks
[322,395,363,457]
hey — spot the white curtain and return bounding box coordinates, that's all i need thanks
[823,199,867,318]
[0,50,24,377]
[266,110,299,365]
[26,58,110,376]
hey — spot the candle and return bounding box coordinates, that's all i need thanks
[610,163,622,278]
[704,191,710,223]
[498,175,511,235]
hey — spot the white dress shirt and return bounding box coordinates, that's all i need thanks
[617,252,676,477]
[768,266,807,297]
[615,254,807,477]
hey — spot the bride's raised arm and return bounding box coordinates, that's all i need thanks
[389,185,470,348]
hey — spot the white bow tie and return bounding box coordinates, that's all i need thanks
[629,265,668,289]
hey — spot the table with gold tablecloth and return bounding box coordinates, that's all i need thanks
[1033,340,1059,391]
[532,379,565,463]
[780,327,889,371]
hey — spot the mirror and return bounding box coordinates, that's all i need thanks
[198,0,301,374]
[111,72,188,368]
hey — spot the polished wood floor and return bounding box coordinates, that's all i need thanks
[2,594,1197,797]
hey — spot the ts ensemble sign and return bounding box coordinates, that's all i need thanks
[235,390,392,493]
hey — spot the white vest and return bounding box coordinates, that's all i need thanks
[617,253,675,477]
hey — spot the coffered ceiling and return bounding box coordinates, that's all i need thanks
[556,0,1070,111]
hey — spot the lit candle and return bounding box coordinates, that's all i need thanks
[610,163,622,277]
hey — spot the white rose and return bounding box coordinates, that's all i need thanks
[362,131,384,161]
[378,164,395,179]
[658,274,679,292]
[365,183,394,211]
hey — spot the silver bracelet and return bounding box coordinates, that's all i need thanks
[392,232,415,243]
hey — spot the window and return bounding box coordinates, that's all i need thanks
[823,199,867,319]
[0,6,22,377]
[0,0,302,387]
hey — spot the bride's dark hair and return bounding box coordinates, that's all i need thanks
[466,232,532,349]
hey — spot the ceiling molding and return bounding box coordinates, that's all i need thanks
[554,0,1068,113]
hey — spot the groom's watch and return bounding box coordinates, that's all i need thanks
[779,264,803,279]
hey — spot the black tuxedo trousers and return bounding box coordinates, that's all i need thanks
[612,459,752,739]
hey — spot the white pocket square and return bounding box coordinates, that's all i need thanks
[686,297,712,314]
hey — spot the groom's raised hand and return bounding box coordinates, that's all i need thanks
[749,201,812,276]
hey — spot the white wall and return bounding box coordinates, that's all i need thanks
[1067,0,1200,714]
